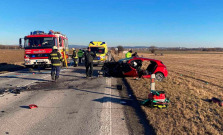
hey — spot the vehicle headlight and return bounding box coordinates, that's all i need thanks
[100,56,105,60]
[25,60,30,63]
[25,55,30,58]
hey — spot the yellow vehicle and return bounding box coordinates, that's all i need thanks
[89,41,108,65]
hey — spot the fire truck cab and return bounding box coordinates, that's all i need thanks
[20,30,68,68]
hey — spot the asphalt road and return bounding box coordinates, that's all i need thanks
[0,63,132,135]
[0,62,155,135]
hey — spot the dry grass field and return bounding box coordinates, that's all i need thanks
[0,49,24,64]
[1,49,223,134]
[113,52,223,135]
[0,49,25,73]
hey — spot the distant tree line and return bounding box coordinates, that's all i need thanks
[0,45,20,49]
[201,48,223,51]
[161,47,223,52]
[110,46,223,54]
[124,47,223,52]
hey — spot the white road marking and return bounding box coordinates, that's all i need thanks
[100,77,112,135]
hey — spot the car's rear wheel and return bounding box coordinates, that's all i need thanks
[155,72,164,81]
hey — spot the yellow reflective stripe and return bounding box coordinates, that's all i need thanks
[50,54,57,56]
[51,57,59,60]
[52,63,61,66]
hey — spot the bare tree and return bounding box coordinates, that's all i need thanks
[110,47,115,51]
[149,46,157,54]
[117,45,124,53]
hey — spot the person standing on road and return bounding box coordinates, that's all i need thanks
[84,47,96,78]
[72,48,78,67]
[49,46,64,81]
[125,50,132,58]
[77,49,84,64]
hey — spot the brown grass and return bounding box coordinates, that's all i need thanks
[0,49,24,64]
[113,52,223,135]
[0,49,25,73]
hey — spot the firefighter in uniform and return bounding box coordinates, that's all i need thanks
[72,48,78,67]
[84,47,96,78]
[125,50,132,58]
[49,46,64,81]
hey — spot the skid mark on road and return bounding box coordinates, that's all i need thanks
[17,74,51,88]
[0,68,68,90]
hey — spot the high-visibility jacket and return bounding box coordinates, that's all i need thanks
[125,52,132,58]
[78,50,84,57]
[72,50,78,59]
[49,50,64,66]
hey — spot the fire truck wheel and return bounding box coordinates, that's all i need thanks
[45,65,51,68]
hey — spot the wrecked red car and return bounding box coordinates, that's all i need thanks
[103,57,168,81]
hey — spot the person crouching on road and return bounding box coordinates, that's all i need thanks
[72,48,78,67]
[132,52,139,57]
[49,46,64,81]
[125,50,132,58]
[84,47,96,78]
[78,49,84,64]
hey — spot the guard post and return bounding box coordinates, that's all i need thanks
[151,74,155,90]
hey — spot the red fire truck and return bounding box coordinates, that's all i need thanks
[19,30,68,68]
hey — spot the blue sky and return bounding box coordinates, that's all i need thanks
[0,0,223,47]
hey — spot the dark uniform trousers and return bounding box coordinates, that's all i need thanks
[51,66,60,77]
[79,57,82,63]
[49,50,63,80]
[85,62,93,77]
[74,58,78,66]
[72,51,78,67]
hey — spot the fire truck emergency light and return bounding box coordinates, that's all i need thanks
[49,30,54,35]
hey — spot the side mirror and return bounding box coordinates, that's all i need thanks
[19,38,22,48]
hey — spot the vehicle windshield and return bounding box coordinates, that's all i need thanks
[90,47,105,54]
[24,37,56,49]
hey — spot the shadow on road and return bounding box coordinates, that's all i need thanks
[93,96,132,105]
[0,76,48,82]
[71,64,101,77]
[71,87,124,99]
[20,106,30,109]
[0,63,25,74]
